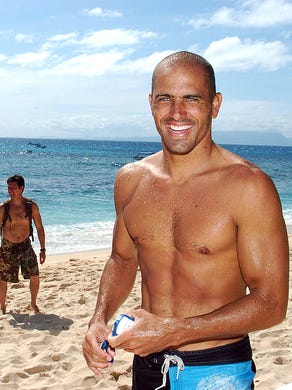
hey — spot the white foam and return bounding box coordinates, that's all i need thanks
[32,221,114,254]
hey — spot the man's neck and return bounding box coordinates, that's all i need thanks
[161,141,217,182]
[9,196,24,205]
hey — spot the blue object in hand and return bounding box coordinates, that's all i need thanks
[100,314,135,362]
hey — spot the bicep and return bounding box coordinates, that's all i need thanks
[111,165,140,266]
[32,204,44,229]
[111,211,138,267]
[237,174,289,301]
[0,206,4,224]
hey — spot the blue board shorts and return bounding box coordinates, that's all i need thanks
[132,336,256,389]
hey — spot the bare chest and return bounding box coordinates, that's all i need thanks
[124,178,235,253]
[4,203,30,234]
[9,203,28,221]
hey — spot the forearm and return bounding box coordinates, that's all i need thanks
[90,256,138,326]
[169,289,287,348]
[36,227,46,249]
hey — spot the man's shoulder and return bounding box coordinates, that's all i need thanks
[0,200,10,223]
[218,145,264,177]
[22,197,37,206]
[215,146,274,192]
[116,153,160,181]
[229,157,268,181]
[22,197,33,202]
[114,155,161,205]
[221,159,278,212]
[0,199,10,210]
[115,162,146,195]
[21,198,39,216]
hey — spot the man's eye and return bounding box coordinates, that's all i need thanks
[158,96,171,102]
[184,96,199,102]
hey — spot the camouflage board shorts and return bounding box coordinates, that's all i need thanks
[0,238,38,283]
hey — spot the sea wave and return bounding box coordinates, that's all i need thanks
[283,209,292,233]
[32,221,114,255]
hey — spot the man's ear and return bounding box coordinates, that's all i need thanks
[148,94,154,114]
[212,92,222,119]
[148,93,153,105]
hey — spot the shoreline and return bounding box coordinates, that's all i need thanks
[45,248,111,264]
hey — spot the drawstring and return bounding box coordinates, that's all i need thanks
[155,354,185,390]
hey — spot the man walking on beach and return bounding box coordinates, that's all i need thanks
[83,51,289,389]
[0,175,46,314]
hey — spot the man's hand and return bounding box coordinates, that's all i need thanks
[82,321,115,378]
[108,309,178,357]
[39,251,46,264]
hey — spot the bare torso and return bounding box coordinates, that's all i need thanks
[1,199,32,243]
[120,146,257,350]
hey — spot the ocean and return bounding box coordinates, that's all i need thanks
[0,138,291,254]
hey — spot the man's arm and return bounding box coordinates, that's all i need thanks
[90,224,138,326]
[0,204,4,251]
[32,203,46,264]
[0,204,5,227]
[83,165,139,377]
[109,170,289,356]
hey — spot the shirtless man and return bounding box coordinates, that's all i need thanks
[82,52,289,389]
[0,175,46,314]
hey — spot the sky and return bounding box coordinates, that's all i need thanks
[0,0,291,145]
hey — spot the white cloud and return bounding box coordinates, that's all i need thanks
[78,29,157,48]
[15,33,34,43]
[189,0,292,28]
[40,28,157,53]
[281,30,292,39]
[42,50,176,77]
[118,50,175,73]
[0,28,160,76]
[41,33,78,51]
[215,99,292,138]
[49,33,77,42]
[82,7,122,18]
[8,51,51,67]
[2,28,291,77]
[42,51,128,76]
[204,37,292,71]
[3,33,291,77]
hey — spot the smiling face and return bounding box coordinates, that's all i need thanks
[149,62,222,156]
[7,181,24,199]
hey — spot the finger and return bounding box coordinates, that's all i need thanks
[108,333,128,349]
[83,337,114,364]
[83,345,112,378]
[84,355,111,378]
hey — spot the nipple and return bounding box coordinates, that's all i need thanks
[199,246,210,255]
[198,246,210,255]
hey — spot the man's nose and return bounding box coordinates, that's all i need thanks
[169,99,187,120]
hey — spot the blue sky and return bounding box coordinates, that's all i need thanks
[0,0,291,145]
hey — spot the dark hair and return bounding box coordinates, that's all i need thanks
[7,175,25,188]
[152,51,216,97]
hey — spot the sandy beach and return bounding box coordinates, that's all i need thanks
[0,236,291,390]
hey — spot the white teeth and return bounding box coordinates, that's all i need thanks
[170,124,191,131]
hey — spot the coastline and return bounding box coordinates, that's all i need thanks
[0,236,291,389]
[45,248,111,264]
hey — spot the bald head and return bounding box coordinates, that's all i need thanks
[152,51,216,98]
